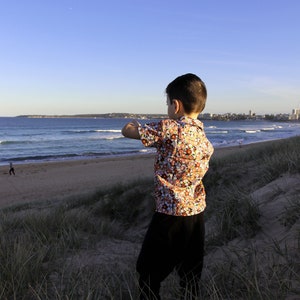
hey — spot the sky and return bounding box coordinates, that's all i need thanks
[1,0,300,116]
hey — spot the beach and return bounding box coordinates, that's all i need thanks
[1,137,299,298]
[0,141,272,209]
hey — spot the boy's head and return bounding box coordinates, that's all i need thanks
[166,73,207,115]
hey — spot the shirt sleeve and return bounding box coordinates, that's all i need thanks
[138,121,163,147]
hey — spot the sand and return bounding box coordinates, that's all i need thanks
[0,140,291,209]
[1,139,299,298]
[0,154,155,208]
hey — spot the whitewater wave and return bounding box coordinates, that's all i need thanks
[95,129,121,133]
[245,130,260,133]
[207,130,229,134]
[103,136,123,140]
[261,128,275,131]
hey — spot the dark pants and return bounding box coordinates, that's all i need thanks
[9,167,15,175]
[136,212,205,299]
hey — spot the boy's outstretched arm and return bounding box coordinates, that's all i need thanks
[122,120,141,139]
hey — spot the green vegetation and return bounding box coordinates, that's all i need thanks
[1,137,299,299]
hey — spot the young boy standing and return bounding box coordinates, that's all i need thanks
[122,73,214,299]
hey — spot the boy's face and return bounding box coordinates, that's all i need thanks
[166,96,177,119]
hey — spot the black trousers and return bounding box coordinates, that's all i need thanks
[136,212,205,299]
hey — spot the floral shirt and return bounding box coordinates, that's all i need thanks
[138,116,214,216]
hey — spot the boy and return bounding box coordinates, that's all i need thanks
[122,73,214,299]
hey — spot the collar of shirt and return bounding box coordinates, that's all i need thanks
[177,116,204,129]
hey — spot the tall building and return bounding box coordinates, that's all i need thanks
[290,108,300,120]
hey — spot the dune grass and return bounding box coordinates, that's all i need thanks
[0,136,299,299]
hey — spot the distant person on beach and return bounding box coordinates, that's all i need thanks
[122,73,214,299]
[9,162,15,175]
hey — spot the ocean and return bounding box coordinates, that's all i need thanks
[1,117,300,166]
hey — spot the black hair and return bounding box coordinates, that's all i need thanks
[165,73,207,114]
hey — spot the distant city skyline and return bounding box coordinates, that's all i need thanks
[11,106,300,119]
[1,1,300,117]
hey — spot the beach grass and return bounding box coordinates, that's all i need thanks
[0,136,300,299]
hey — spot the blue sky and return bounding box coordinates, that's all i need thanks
[1,0,299,116]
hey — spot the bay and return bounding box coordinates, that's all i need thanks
[1,117,300,165]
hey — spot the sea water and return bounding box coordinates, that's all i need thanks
[1,117,300,166]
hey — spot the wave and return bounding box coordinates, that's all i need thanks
[63,129,121,134]
[0,140,34,145]
[0,135,124,146]
[95,129,121,133]
[207,130,229,134]
[0,153,104,163]
[261,128,275,131]
[0,153,80,163]
[0,149,151,165]
[209,127,278,134]
[138,149,155,153]
[103,136,123,140]
[244,130,261,133]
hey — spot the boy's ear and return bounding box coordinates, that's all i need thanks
[173,99,182,114]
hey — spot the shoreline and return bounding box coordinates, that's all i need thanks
[1,135,295,167]
[0,138,296,209]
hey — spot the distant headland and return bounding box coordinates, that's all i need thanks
[16,113,166,120]
[16,110,300,122]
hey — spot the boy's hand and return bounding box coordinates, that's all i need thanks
[122,119,141,139]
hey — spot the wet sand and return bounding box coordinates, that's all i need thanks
[0,141,275,208]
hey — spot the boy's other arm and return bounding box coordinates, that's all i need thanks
[122,120,141,139]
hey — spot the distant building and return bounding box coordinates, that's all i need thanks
[290,108,300,120]
[200,113,213,120]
